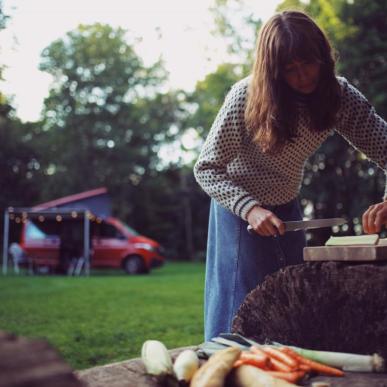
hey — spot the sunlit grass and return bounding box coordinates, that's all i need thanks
[0,262,205,370]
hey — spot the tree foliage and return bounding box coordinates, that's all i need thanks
[210,0,262,70]
[185,63,242,139]
[0,0,9,84]
[38,23,180,219]
[0,2,45,243]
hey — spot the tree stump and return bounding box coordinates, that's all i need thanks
[0,331,83,387]
[232,262,387,360]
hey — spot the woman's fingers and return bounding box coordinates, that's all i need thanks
[256,225,272,236]
[375,206,387,232]
[255,213,284,236]
[246,206,285,237]
[362,202,387,234]
[364,205,376,234]
[271,214,286,235]
[258,221,277,236]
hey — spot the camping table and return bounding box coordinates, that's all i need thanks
[76,347,387,387]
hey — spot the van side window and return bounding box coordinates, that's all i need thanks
[100,223,125,239]
[25,221,47,240]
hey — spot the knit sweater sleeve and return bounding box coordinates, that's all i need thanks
[193,81,260,220]
[335,78,387,200]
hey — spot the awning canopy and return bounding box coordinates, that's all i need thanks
[2,207,96,275]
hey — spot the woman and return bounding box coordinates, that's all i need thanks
[194,10,387,341]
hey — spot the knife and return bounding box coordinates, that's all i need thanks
[247,217,347,234]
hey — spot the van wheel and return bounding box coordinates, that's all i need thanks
[123,255,148,275]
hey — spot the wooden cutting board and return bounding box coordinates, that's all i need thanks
[304,240,387,261]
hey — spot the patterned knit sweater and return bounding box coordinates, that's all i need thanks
[194,76,387,221]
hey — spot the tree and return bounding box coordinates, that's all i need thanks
[0,117,43,211]
[38,23,181,220]
[0,0,9,84]
[185,63,243,139]
[0,3,44,243]
[337,0,387,118]
[210,0,262,65]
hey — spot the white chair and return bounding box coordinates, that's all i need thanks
[8,243,25,274]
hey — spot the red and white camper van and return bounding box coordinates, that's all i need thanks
[18,188,165,274]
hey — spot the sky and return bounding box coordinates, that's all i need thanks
[1,0,281,122]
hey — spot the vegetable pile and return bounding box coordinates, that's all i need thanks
[139,334,384,386]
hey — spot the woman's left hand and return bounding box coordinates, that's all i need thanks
[362,200,387,234]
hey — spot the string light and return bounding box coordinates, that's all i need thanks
[7,210,97,223]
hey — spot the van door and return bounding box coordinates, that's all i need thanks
[92,221,129,268]
[23,221,60,266]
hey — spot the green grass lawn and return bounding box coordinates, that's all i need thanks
[0,261,205,370]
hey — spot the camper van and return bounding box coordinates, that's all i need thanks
[16,188,165,274]
[20,216,165,274]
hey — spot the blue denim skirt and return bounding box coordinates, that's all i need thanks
[204,198,306,340]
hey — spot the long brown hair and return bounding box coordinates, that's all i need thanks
[245,11,341,153]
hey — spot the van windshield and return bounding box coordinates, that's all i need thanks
[122,223,139,236]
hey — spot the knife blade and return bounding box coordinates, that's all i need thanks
[247,217,347,234]
[284,217,347,232]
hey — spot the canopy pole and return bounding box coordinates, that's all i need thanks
[84,211,90,276]
[2,210,10,275]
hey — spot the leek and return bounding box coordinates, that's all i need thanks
[273,343,384,372]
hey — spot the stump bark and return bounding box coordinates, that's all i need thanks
[232,262,387,359]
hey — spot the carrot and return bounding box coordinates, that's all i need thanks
[242,350,269,362]
[262,346,299,369]
[269,357,294,372]
[280,347,344,377]
[241,352,268,362]
[234,352,271,369]
[299,363,312,372]
[250,346,270,360]
[266,370,306,383]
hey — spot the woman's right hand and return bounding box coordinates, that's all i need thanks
[247,206,285,237]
